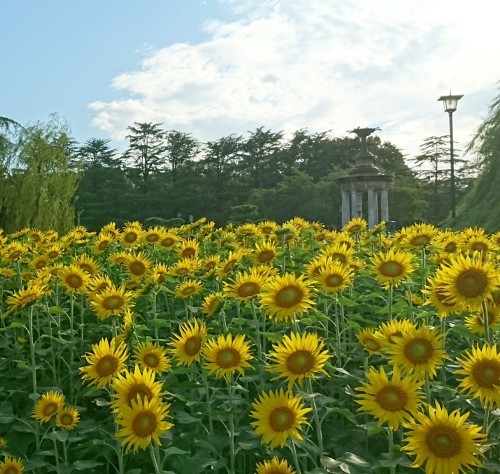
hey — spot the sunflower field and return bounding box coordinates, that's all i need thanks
[0,217,499,474]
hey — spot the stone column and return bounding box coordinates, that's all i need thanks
[380,188,389,221]
[350,189,357,219]
[367,187,375,228]
[341,189,350,226]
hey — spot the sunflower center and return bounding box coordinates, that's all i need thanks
[181,286,197,296]
[269,407,295,432]
[456,269,487,297]
[216,348,241,368]
[66,274,83,288]
[130,261,146,276]
[410,235,430,246]
[4,466,20,474]
[132,411,157,438]
[257,250,275,263]
[472,360,499,388]
[388,331,403,344]
[48,250,60,258]
[35,260,47,269]
[275,286,304,308]
[375,385,408,411]
[127,384,153,404]
[60,414,74,426]
[404,338,433,363]
[444,242,457,253]
[425,425,462,458]
[364,339,381,352]
[103,295,124,310]
[124,232,138,243]
[379,261,404,277]
[42,402,58,417]
[181,248,196,258]
[184,336,202,356]
[330,253,347,264]
[287,350,315,374]
[144,353,160,368]
[146,234,160,243]
[9,250,21,260]
[98,241,109,251]
[223,260,237,273]
[325,274,343,287]
[471,242,488,252]
[237,282,260,297]
[161,237,176,247]
[95,355,119,377]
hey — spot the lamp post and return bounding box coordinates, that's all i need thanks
[437,93,463,218]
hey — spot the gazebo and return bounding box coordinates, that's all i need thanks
[337,127,393,228]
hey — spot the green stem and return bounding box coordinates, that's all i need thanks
[307,378,324,459]
[52,428,61,473]
[202,370,214,435]
[227,376,236,474]
[149,444,162,474]
[481,299,491,344]
[388,284,393,321]
[289,440,302,474]
[28,306,37,395]
[250,301,262,358]
[388,428,396,474]
[333,297,342,367]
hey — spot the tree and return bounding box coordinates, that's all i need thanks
[1,117,81,232]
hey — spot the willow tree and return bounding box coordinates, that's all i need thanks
[3,117,81,233]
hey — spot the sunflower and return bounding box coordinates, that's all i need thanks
[315,259,354,294]
[160,230,180,249]
[6,284,45,310]
[0,457,24,474]
[201,291,224,317]
[177,239,200,260]
[258,221,278,236]
[320,242,354,265]
[355,366,424,430]
[32,390,65,423]
[90,285,135,320]
[251,241,278,265]
[72,255,101,275]
[29,255,50,271]
[259,273,316,322]
[217,249,246,278]
[387,325,446,379]
[356,328,383,354]
[56,406,80,430]
[88,273,114,294]
[304,255,329,280]
[267,332,330,389]
[422,278,465,318]
[342,216,367,234]
[122,222,143,247]
[203,333,253,379]
[399,223,438,249]
[235,223,260,238]
[223,268,267,301]
[115,397,173,453]
[402,402,487,474]
[151,263,170,286]
[92,234,113,254]
[462,234,492,254]
[255,456,296,474]
[134,341,170,374]
[169,319,207,366]
[250,388,311,449]
[375,319,417,351]
[370,248,416,289]
[0,268,16,278]
[464,302,500,335]
[169,258,199,277]
[80,337,129,387]
[431,253,499,309]
[125,252,153,280]
[455,343,500,407]
[143,226,166,245]
[0,437,6,449]
[2,242,28,261]
[200,255,221,276]
[111,365,164,411]
[174,279,203,299]
[58,265,90,293]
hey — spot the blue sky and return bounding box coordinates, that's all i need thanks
[2,0,500,160]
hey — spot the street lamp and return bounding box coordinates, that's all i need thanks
[437,92,463,218]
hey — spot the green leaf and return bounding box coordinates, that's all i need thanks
[338,296,359,307]
[163,446,190,457]
[72,460,105,470]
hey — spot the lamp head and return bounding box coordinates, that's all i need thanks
[438,93,464,113]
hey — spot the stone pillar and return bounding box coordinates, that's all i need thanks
[380,188,389,221]
[341,190,350,226]
[367,188,375,228]
[350,189,357,219]
[357,192,363,217]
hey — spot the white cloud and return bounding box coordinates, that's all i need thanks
[89,0,500,160]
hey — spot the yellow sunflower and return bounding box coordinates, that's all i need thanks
[464,302,500,335]
[80,337,129,387]
[370,248,416,289]
[376,319,417,351]
[315,259,354,294]
[169,258,199,277]
[320,242,354,265]
[203,333,253,379]
[56,406,80,430]
[177,239,200,260]
[143,226,166,245]
[355,366,424,430]
[422,278,465,318]
[122,222,143,247]
[402,402,487,474]
[29,255,50,271]
[134,341,171,374]
[169,319,207,366]
[111,365,164,411]
[356,328,383,354]
[174,279,203,299]
[32,390,65,423]
[6,284,45,310]
[92,234,113,254]
[2,242,28,261]
[455,343,500,407]
[200,255,221,276]
[399,223,438,249]
[58,265,90,293]
[259,273,316,322]
[72,255,101,275]
[115,397,173,453]
[89,285,135,320]
[250,388,311,449]
[387,325,446,379]
[342,216,367,234]
[258,220,279,236]
[217,249,246,278]
[223,268,267,301]
[267,332,330,389]
[201,291,224,317]
[252,241,278,265]
[159,231,180,249]
[432,253,499,309]
[0,437,6,449]
[0,457,24,474]
[235,222,260,238]
[255,456,296,474]
[87,273,114,294]
[125,251,152,280]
